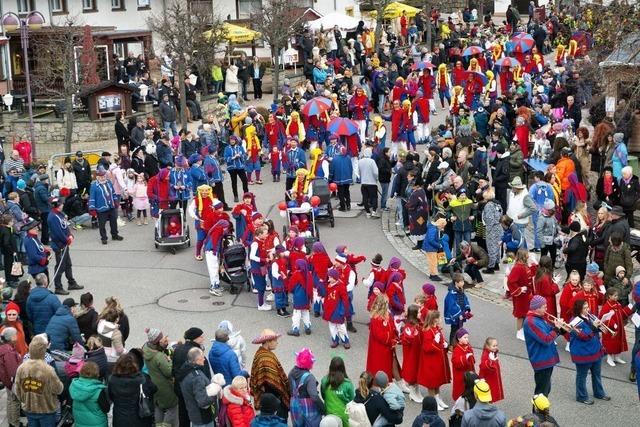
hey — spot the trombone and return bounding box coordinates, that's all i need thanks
[587,313,616,337]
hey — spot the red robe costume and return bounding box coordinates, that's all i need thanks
[147,170,170,211]
[571,290,602,317]
[232,202,253,226]
[417,326,451,389]
[478,349,504,402]
[288,249,306,272]
[400,322,421,384]
[344,134,360,157]
[14,140,32,165]
[420,74,435,99]
[412,97,430,124]
[265,120,286,149]
[309,252,332,283]
[386,280,406,316]
[599,300,633,354]
[195,196,215,232]
[366,315,397,379]
[322,280,350,324]
[419,295,439,322]
[515,122,530,158]
[507,262,534,318]
[390,107,404,141]
[391,84,406,103]
[559,282,581,323]
[349,94,369,121]
[534,274,560,318]
[464,78,482,109]
[499,67,513,95]
[452,63,466,86]
[451,343,476,400]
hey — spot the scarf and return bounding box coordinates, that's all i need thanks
[603,174,613,196]
[250,347,291,409]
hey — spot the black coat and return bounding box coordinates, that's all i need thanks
[563,232,589,265]
[376,155,393,184]
[115,121,130,147]
[145,155,160,178]
[108,373,157,427]
[75,307,98,340]
[618,175,640,210]
[172,341,211,396]
[72,159,92,189]
[492,156,510,188]
[85,347,110,380]
[361,390,403,426]
[0,225,17,257]
[17,188,39,217]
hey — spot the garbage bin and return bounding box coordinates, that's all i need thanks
[628,155,639,175]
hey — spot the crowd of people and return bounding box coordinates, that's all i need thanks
[0,1,640,427]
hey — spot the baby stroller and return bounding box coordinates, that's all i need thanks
[220,235,250,294]
[154,208,191,254]
[283,205,320,254]
[310,178,335,227]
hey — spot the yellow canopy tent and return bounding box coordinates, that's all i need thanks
[204,22,261,44]
[383,2,420,19]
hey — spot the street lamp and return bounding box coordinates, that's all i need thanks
[1,11,45,159]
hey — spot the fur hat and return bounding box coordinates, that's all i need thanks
[295,347,315,370]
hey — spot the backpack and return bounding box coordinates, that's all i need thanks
[346,400,371,427]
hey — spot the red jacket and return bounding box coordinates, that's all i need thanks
[507,262,534,318]
[451,344,476,400]
[0,342,21,388]
[390,108,404,141]
[309,252,332,283]
[478,348,504,402]
[599,300,633,355]
[419,295,439,322]
[559,283,581,323]
[417,326,451,389]
[323,281,350,324]
[571,290,602,316]
[400,322,421,384]
[420,74,435,99]
[147,171,170,209]
[222,386,255,427]
[534,274,560,318]
[366,315,397,379]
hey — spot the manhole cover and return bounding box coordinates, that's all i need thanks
[158,288,231,312]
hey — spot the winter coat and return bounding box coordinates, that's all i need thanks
[178,362,217,425]
[444,287,470,326]
[377,155,393,184]
[209,341,246,386]
[523,312,560,371]
[15,358,64,414]
[478,349,504,402]
[26,287,62,335]
[400,323,421,384]
[618,175,640,210]
[366,315,396,380]
[406,187,429,236]
[69,376,109,427]
[33,181,51,213]
[250,415,288,427]
[96,319,125,362]
[460,402,507,427]
[73,159,92,189]
[85,347,110,380]
[173,340,211,398]
[491,155,509,188]
[108,372,156,427]
[24,234,48,275]
[159,101,177,123]
[0,342,21,389]
[223,385,256,427]
[451,344,475,400]
[142,342,178,410]
[569,316,604,365]
[329,154,353,185]
[537,213,557,246]
[412,410,445,427]
[422,222,442,252]
[358,155,379,185]
[45,305,84,351]
[75,307,98,341]
[47,209,70,251]
[603,243,633,284]
[89,180,116,213]
[320,374,354,426]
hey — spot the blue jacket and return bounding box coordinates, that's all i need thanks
[89,180,116,213]
[189,165,208,192]
[329,154,353,185]
[224,145,247,171]
[45,305,84,351]
[528,181,555,208]
[284,148,307,178]
[27,287,62,335]
[203,155,224,184]
[444,286,470,325]
[24,234,48,275]
[47,209,70,251]
[156,143,174,167]
[422,222,442,252]
[33,182,51,213]
[208,341,246,386]
[569,316,604,365]
[198,129,219,154]
[169,169,193,201]
[523,312,560,371]
[251,415,288,427]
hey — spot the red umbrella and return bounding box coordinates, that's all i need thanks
[508,32,535,53]
[301,96,332,116]
[462,46,485,57]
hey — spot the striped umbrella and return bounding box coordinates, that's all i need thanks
[494,57,521,68]
[463,70,488,85]
[462,45,485,57]
[508,33,535,53]
[410,61,435,71]
[301,96,332,117]
[327,117,359,136]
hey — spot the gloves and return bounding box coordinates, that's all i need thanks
[443,341,449,349]
[66,235,74,245]
[489,351,498,361]
[434,332,441,343]
[521,286,528,293]
[464,312,474,320]
[89,210,97,217]
[39,258,48,266]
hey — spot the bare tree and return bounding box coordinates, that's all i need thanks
[31,16,83,153]
[252,0,300,103]
[147,1,225,125]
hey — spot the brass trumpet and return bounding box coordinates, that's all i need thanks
[544,313,580,333]
[587,313,617,337]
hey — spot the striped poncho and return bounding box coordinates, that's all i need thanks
[250,346,291,410]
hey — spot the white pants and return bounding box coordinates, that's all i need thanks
[415,123,430,142]
[390,141,407,158]
[205,251,219,287]
[351,156,360,182]
[355,119,366,142]
[329,322,348,342]
[429,98,436,113]
[292,309,311,330]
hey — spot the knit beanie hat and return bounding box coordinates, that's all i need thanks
[335,244,347,254]
[184,327,204,341]
[294,348,315,370]
[586,263,599,274]
[371,254,383,267]
[1,327,17,342]
[615,265,626,275]
[16,179,26,190]
[327,269,340,280]
[260,393,280,415]
[389,257,401,269]
[530,295,546,310]
[422,283,436,295]
[319,415,343,427]
[145,327,163,344]
[374,370,389,388]
[4,301,20,315]
[29,335,48,360]
[455,328,469,340]
[569,221,581,233]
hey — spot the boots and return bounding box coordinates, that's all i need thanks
[330,336,339,348]
[613,355,626,364]
[435,394,448,409]
[606,354,615,367]
[516,328,525,341]
[342,336,351,349]
[347,321,357,333]
[409,385,423,403]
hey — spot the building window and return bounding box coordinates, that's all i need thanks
[238,0,261,19]
[82,0,97,12]
[137,0,151,8]
[17,0,34,14]
[51,0,68,13]
[112,0,125,10]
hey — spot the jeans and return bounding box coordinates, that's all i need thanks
[70,213,93,227]
[515,222,528,248]
[531,210,541,249]
[163,121,178,137]
[154,405,178,427]
[240,79,248,100]
[534,367,554,396]
[454,230,472,255]
[186,100,202,120]
[575,360,606,401]
[378,93,386,112]
[192,423,214,427]
[380,182,390,209]
[25,412,57,427]
[40,211,50,245]
[97,208,119,241]
[211,80,223,94]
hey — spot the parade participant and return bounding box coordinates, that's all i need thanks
[417,309,450,411]
[232,192,255,241]
[308,147,329,180]
[48,196,83,295]
[244,118,263,185]
[23,220,50,280]
[435,64,452,111]
[270,245,290,318]
[401,100,416,151]
[270,146,282,182]
[147,167,170,219]
[388,100,406,156]
[451,329,476,401]
[571,278,603,316]
[290,168,311,204]
[191,184,215,260]
[524,295,562,396]
[366,295,397,381]
[329,146,353,211]
[417,283,438,322]
[372,116,387,155]
[250,226,271,312]
[569,299,610,404]
[224,135,249,203]
[202,146,227,210]
[401,304,423,403]
[286,111,306,148]
[284,138,307,191]
[450,86,464,115]
[478,337,504,402]
[507,248,534,341]
[559,270,582,351]
[309,242,332,317]
[412,92,431,144]
[533,256,560,318]
[334,251,359,333]
[349,85,369,142]
[363,254,385,297]
[452,61,465,86]
[265,114,286,150]
[444,273,472,345]
[89,166,123,245]
[463,73,482,111]
[599,288,634,367]
[385,271,406,333]
[323,268,351,349]
[204,219,229,296]
[242,212,265,247]
[484,70,497,107]
[251,329,290,420]
[287,259,313,337]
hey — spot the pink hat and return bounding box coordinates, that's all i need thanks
[422,283,436,295]
[295,348,315,370]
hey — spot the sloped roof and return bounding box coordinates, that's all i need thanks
[600,32,640,67]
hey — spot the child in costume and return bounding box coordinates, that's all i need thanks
[309,242,332,317]
[250,226,271,311]
[244,118,263,185]
[166,216,182,237]
[287,259,314,336]
[571,277,603,315]
[270,245,290,318]
[400,304,423,403]
[132,173,150,226]
[270,146,282,182]
[191,184,215,260]
[417,283,438,322]
[334,250,358,333]
[444,273,472,345]
[450,328,476,401]
[600,288,634,367]
[204,219,230,296]
[385,272,406,334]
[363,254,385,297]
[231,192,255,241]
[478,337,503,402]
[323,268,351,349]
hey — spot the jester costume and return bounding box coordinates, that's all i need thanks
[245,123,262,184]
[435,64,452,108]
